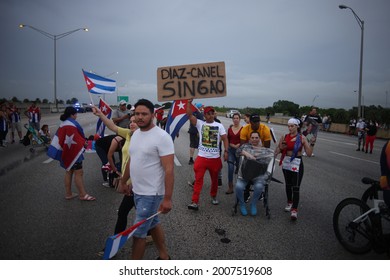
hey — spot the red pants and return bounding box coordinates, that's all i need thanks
[365,135,376,152]
[192,156,222,203]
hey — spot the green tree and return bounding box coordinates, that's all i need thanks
[11,96,20,103]
[273,100,299,116]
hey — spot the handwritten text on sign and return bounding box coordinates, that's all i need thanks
[157,61,226,101]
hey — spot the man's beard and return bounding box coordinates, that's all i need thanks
[137,118,153,129]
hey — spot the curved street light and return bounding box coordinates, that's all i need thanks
[338,4,364,118]
[19,24,88,112]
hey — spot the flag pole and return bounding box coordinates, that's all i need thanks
[87,91,94,106]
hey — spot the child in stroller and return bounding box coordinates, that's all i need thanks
[22,123,48,152]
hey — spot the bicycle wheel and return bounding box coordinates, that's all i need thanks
[333,198,372,254]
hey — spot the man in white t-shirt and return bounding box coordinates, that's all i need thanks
[186,99,228,211]
[120,98,174,260]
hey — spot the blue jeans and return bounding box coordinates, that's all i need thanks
[228,147,239,183]
[235,175,267,206]
[133,194,163,238]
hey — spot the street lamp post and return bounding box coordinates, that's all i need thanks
[19,24,88,112]
[339,4,364,119]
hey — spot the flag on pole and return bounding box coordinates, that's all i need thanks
[165,100,197,141]
[103,212,160,260]
[96,98,112,137]
[47,118,85,171]
[82,69,116,94]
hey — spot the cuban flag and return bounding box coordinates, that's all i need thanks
[82,69,116,94]
[47,118,86,171]
[165,100,197,141]
[103,212,160,260]
[96,98,112,137]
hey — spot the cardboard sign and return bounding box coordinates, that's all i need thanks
[157,61,226,102]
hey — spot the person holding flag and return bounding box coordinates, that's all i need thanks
[47,107,95,201]
[119,99,174,260]
[186,99,229,211]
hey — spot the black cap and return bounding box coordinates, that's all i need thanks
[250,113,260,123]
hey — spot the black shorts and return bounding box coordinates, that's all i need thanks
[189,133,199,149]
[70,161,83,170]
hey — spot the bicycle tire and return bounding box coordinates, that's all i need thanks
[333,197,372,254]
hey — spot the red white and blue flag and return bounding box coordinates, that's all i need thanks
[96,98,112,137]
[82,69,116,94]
[103,212,160,260]
[165,100,197,141]
[47,118,85,171]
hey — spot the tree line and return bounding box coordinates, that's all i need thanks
[218,100,390,127]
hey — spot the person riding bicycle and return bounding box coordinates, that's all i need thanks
[380,140,390,208]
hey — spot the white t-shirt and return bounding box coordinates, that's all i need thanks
[196,120,226,158]
[129,126,174,195]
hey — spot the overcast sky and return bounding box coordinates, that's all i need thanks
[1,0,389,109]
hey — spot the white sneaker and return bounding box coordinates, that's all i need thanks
[291,209,298,220]
[302,152,307,156]
[284,203,292,212]
[211,197,219,205]
[102,182,110,188]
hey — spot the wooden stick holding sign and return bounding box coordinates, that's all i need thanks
[157,61,226,102]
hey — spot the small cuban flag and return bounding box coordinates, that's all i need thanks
[96,98,112,138]
[165,100,197,142]
[103,212,160,260]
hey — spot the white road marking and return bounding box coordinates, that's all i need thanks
[329,151,379,165]
[43,158,54,164]
[174,155,182,166]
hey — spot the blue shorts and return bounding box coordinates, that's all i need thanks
[133,194,163,238]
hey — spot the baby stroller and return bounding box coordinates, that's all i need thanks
[22,124,47,152]
[231,148,280,219]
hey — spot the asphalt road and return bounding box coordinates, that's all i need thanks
[0,112,388,260]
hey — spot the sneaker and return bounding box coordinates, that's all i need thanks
[250,204,257,216]
[284,203,292,212]
[188,158,194,165]
[218,178,222,186]
[102,163,112,171]
[302,151,307,156]
[311,153,314,157]
[211,197,219,205]
[290,209,298,220]
[102,182,110,188]
[239,204,247,216]
[187,181,194,188]
[188,202,199,210]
